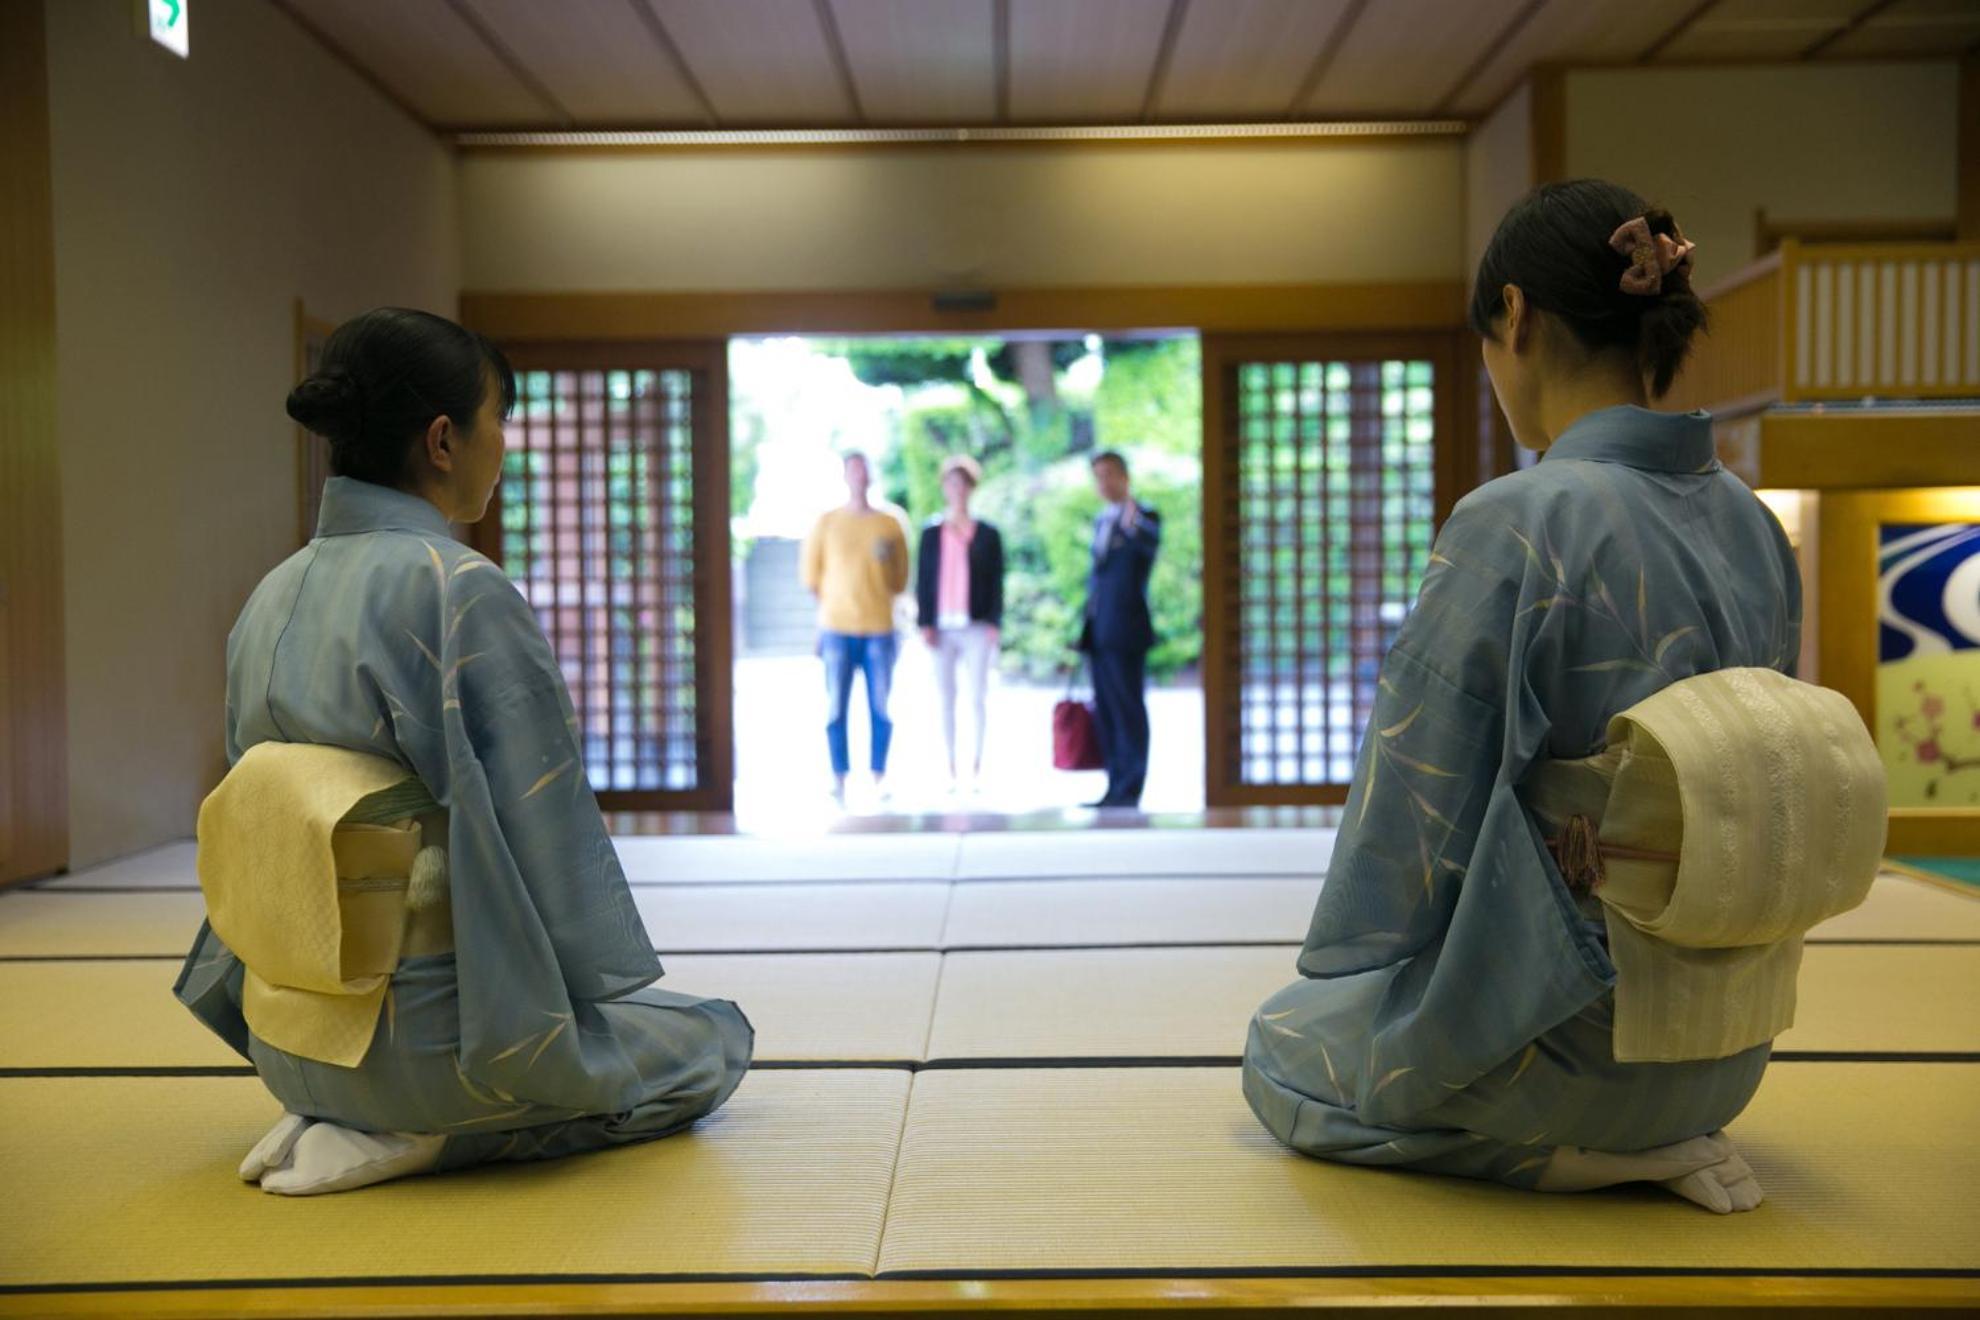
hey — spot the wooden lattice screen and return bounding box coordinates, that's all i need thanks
[1203,334,1461,807]
[478,342,733,812]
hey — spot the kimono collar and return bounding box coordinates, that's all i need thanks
[316,477,454,539]
[1542,405,1718,475]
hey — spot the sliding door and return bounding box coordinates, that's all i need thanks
[1203,333,1465,807]
[478,342,732,813]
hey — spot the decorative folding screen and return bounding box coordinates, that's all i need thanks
[479,343,732,812]
[1204,334,1460,806]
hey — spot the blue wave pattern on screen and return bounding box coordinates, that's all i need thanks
[1878,522,1980,664]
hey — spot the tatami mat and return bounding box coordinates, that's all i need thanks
[0,891,206,957]
[1813,872,1980,941]
[634,884,951,952]
[659,953,939,1060]
[0,1069,909,1288]
[925,947,1288,1059]
[34,841,196,890]
[1780,944,1980,1052]
[942,878,1321,948]
[616,834,961,884]
[7,943,1972,1073]
[0,953,942,1069]
[955,828,1333,879]
[923,944,1980,1059]
[876,1063,1980,1275]
[0,960,239,1068]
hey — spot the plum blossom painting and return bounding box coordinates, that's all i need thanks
[1879,522,1980,807]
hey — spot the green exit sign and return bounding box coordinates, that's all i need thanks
[145,0,188,58]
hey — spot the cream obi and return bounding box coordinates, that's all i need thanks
[1525,668,1886,1063]
[196,742,452,1068]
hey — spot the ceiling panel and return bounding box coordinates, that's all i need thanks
[833,0,997,124]
[1008,0,1172,123]
[1449,0,1703,115]
[1658,0,1867,61]
[462,0,709,125]
[281,0,553,126]
[1156,0,1357,120]
[648,0,854,125]
[1825,0,1980,57]
[1302,0,1533,117]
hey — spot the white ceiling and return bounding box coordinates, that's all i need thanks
[272,0,1980,132]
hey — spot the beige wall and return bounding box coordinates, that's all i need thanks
[1463,82,1532,279]
[460,139,1465,292]
[46,0,458,866]
[1565,62,1958,288]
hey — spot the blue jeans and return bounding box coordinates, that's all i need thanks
[821,631,898,776]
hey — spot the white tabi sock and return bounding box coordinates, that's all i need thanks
[238,1112,312,1183]
[258,1121,446,1197]
[1536,1130,1766,1213]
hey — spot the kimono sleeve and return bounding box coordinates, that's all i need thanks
[444,561,660,1001]
[1297,514,1521,977]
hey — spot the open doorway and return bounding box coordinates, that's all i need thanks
[728,333,1204,825]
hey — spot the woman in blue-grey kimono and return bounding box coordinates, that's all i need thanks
[176,308,751,1195]
[1243,181,1799,1213]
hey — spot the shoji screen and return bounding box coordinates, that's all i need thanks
[480,342,732,812]
[1203,334,1461,807]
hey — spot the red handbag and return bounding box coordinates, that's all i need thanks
[1053,662,1105,771]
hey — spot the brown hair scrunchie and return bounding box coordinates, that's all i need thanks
[1609,215,1696,296]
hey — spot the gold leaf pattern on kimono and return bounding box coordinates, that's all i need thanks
[1368,1066,1414,1099]
[1507,1042,1539,1086]
[522,758,575,800]
[446,595,486,642]
[1381,747,1456,778]
[1569,658,1662,675]
[406,631,441,672]
[1508,1153,1551,1178]
[527,1013,574,1069]
[1652,625,1696,664]
[1317,1040,1342,1097]
[1379,704,1423,739]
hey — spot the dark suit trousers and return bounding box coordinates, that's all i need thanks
[1090,646,1149,805]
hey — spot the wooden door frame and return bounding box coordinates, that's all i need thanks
[473,341,735,814]
[1201,330,1470,809]
[467,287,1470,817]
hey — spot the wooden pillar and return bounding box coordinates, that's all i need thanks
[0,0,70,886]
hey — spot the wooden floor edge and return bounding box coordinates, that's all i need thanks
[3,1275,1977,1318]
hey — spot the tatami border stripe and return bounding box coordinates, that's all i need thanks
[6,1053,1975,1080]
[4,1264,1976,1298]
[29,870,1329,893]
[4,936,1978,965]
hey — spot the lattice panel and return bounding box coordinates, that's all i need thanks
[1228,358,1437,789]
[499,367,702,794]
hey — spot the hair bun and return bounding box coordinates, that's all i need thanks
[285,367,365,441]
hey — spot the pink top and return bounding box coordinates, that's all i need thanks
[937,519,975,625]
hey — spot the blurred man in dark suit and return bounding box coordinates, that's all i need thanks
[1077,450,1160,809]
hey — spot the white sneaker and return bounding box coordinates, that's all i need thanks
[259,1122,445,1197]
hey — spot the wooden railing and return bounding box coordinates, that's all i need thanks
[1669,240,1980,414]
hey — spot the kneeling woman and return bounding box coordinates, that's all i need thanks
[176,308,751,1195]
[1242,181,1882,1213]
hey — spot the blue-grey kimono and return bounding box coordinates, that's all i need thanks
[176,477,751,1169]
[1243,406,1800,1186]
